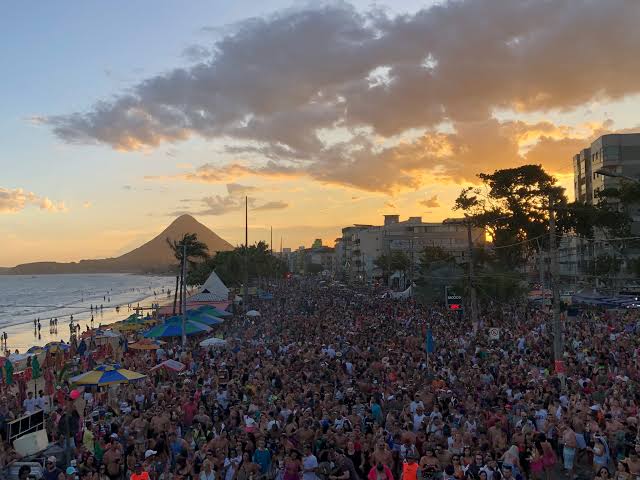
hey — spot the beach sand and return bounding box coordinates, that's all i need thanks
[3,292,174,353]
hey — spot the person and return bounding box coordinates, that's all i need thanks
[18,465,31,480]
[22,391,37,413]
[131,463,150,480]
[368,463,393,480]
[43,456,62,480]
[200,459,215,480]
[562,424,578,478]
[401,453,420,480]
[302,444,318,480]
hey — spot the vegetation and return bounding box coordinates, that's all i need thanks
[449,163,640,294]
[167,233,209,314]
[374,251,411,284]
[188,241,287,287]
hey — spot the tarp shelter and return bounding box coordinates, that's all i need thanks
[188,270,229,303]
[158,270,230,316]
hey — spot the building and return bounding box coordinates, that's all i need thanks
[336,215,484,283]
[283,243,336,275]
[572,133,640,282]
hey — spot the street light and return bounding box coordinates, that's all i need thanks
[595,168,640,184]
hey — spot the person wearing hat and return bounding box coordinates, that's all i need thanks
[43,456,62,480]
[142,450,157,473]
[65,466,77,480]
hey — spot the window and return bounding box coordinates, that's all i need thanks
[604,146,619,161]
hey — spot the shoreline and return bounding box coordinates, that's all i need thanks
[4,292,170,353]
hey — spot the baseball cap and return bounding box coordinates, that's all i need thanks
[145,450,157,459]
[66,467,77,475]
[47,456,57,464]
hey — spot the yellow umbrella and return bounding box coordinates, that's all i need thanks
[70,364,146,386]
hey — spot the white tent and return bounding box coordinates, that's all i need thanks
[390,284,414,299]
[188,270,229,302]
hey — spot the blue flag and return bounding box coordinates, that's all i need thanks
[426,328,434,353]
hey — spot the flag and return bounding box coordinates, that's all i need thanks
[426,328,434,354]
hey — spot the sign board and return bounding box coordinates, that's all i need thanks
[489,328,500,340]
[446,294,463,311]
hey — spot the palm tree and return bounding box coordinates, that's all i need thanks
[167,233,209,314]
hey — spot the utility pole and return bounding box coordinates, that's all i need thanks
[466,219,479,333]
[181,241,187,347]
[536,238,546,311]
[270,226,273,255]
[243,196,249,311]
[549,197,565,386]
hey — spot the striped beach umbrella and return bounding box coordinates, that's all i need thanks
[44,342,70,353]
[69,364,146,386]
[184,312,224,326]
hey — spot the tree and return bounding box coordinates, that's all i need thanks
[374,251,411,285]
[414,246,461,304]
[167,233,209,314]
[188,241,287,288]
[454,164,567,269]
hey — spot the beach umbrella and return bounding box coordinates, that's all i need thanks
[143,320,211,338]
[69,363,146,386]
[129,339,166,350]
[195,305,232,317]
[185,312,224,326]
[44,341,70,353]
[27,346,43,354]
[199,337,227,348]
[246,310,261,317]
[150,359,186,373]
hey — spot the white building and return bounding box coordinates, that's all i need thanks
[336,215,484,283]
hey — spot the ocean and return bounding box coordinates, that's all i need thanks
[0,273,175,329]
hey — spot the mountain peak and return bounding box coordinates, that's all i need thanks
[5,215,233,274]
[168,213,199,227]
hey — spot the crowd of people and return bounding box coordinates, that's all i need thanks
[2,279,640,480]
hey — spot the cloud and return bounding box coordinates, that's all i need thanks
[384,201,396,209]
[226,183,259,196]
[0,187,66,214]
[254,200,288,211]
[44,0,640,191]
[170,194,287,216]
[420,195,440,208]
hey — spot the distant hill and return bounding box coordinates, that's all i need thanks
[4,215,234,275]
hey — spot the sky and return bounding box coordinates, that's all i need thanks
[1,0,640,266]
